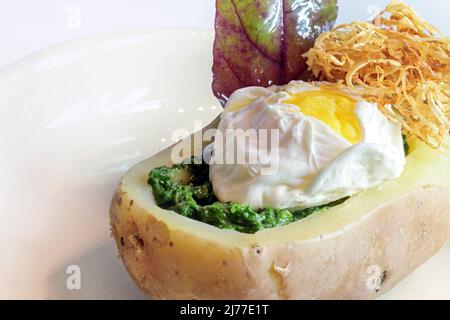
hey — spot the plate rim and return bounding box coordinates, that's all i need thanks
[0,27,214,80]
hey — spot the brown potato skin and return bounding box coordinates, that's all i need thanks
[110,182,450,300]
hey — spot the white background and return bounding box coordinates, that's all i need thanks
[0,0,449,69]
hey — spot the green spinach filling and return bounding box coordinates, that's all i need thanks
[148,160,347,234]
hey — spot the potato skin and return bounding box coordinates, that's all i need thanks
[110,181,450,300]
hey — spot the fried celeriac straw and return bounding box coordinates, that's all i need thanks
[304,0,450,149]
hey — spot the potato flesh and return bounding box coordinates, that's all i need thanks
[121,137,450,246]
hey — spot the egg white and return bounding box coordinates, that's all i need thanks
[209,81,406,209]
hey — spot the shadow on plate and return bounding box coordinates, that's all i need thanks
[46,241,148,300]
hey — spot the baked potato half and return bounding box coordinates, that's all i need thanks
[110,117,450,300]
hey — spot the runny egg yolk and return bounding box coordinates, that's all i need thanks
[285,90,361,144]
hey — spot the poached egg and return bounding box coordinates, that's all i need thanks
[209,81,406,209]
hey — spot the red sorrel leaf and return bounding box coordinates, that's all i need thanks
[212,0,338,105]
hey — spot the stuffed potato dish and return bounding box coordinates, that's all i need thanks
[110,1,450,299]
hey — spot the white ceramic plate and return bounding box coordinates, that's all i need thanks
[0,29,449,300]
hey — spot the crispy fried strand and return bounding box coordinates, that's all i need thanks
[304,0,450,148]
